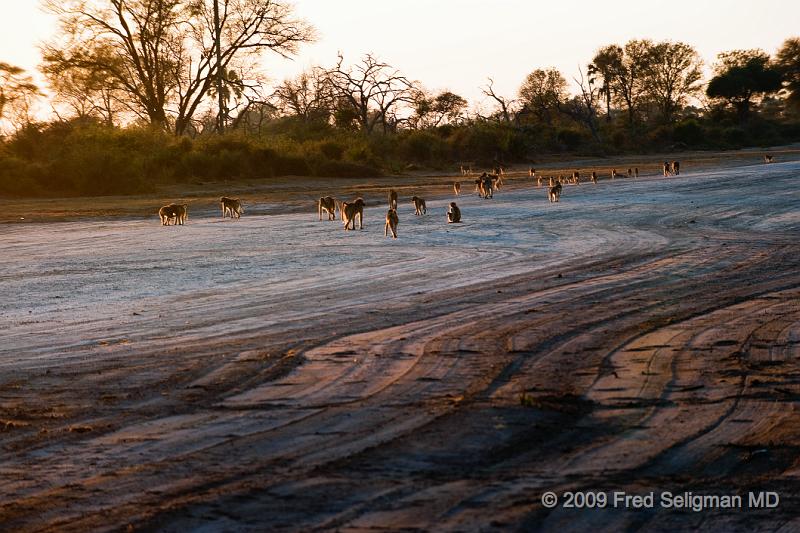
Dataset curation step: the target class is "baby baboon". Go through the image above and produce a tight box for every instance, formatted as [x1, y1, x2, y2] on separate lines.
[342, 197, 365, 230]
[318, 196, 337, 221]
[591, 171, 598, 184]
[388, 189, 398, 210]
[548, 182, 562, 203]
[411, 196, 427, 215]
[663, 161, 671, 177]
[764, 154, 774, 163]
[671, 161, 680, 175]
[159, 204, 178, 225]
[220, 197, 243, 219]
[384, 208, 399, 238]
[454, 181, 461, 195]
[634, 167, 639, 178]
[447, 202, 461, 223]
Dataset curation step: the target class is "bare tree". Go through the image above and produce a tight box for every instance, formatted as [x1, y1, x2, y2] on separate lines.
[325, 53, 417, 134]
[43, 0, 313, 134]
[481, 78, 515, 123]
[0, 62, 41, 130]
[272, 68, 333, 122]
[558, 67, 601, 143]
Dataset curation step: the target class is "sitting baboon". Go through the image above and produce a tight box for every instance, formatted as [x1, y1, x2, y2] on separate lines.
[671, 161, 680, 175]
[341, 197, 365, 230]
[388, 189, 398, 210]
[764, 154, 774, 163]
[591, 171, 598, 184]
[384, 208, 399, 238]
[548, 182, 562, 203]
[220, 197, 243, 219]
[318, 196, 337, 221]
[634, 167, 639, 178]
[663, 161, 671, 177]
[454, 181, 461, 195]
[159, 204, 178, 226]
[411, 196, 427, 215]
[447, 202, 461, 223]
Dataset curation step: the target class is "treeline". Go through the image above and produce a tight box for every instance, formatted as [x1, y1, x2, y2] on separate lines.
[1, 1, 800, 197]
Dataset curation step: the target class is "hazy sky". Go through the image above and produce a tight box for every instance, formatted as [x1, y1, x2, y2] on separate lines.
[1, 0, 798, 112]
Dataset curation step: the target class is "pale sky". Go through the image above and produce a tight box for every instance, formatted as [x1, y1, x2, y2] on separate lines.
[1, 0, 798, 114]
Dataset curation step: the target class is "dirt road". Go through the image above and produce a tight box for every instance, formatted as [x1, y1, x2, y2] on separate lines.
[1, 160, 799, 531]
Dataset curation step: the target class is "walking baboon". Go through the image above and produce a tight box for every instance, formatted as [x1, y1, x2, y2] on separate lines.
[342, 198, 365, 230]
[159, 204, 178, 225]
[454, 181, 461, 195]
[591, 171, 598, 184]
[388, 189, 398, 210]
[411, 196, 427, 215]
[548, 182, 562, 203]
[612, 169, 618, 179]
[672, 161, 680, 175]
[627, 168, 632, 178]
[482, 174, 495, 198]
[447, 202, 461, 223]
[529, 167, 536, 177]
[171, 204, 188, 225]
[764, 154, 774, 163]
[384, 208, 399, 238]
[318, 196, 337, 221]
[663, 161, 671, 177]
[220, 197, 243, 219]
[634, 167, 639, 178]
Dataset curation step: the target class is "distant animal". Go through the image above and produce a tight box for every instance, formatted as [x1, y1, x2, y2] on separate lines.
[173, 204, 188, 225]
[548, 182, 562, 203]
[454, 181, 461, 195]
[529, 167, 536, 177]
[634, 167, 639, 178]
[493, 172, 503, 189]
[483, 174, 495, 198]
[341, 197, 365, 230]
[572, 171, 580, 185]
[671, 161, 680, 175]
[220, 197, 243, 219]
[591, 171, 598, 184]
[537, 176, 543, 187]
[764, 154, 774, 163]
[460, 165, 472, 176]
[611, 169, 618, 179]
[384, 208, 399, 238]
[318, 196, 337, 221]
[411, 196, 427, 215]
[663, 161, 671, 177]
[447, 202, 461, 223]
[388, 189, 398, 210]
[548, 176, 555, 187]
[627, 168, 632, 178]
[159, 204, 178, 226]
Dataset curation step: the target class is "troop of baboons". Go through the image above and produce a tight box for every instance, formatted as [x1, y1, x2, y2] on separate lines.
[160, 155, 789, 235]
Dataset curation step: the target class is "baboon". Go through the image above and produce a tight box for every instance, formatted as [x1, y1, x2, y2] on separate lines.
[454, 181, 461, 195]
[493, 173, 503, 190]
[388, 189, 398, 210]
[447, 202, 461, 223]
[634, 167, 639, 178]
[159, 204, 178, 226]
[548, 182, 562, 203]
[591, 171, 598, 184]
[460, 165, 472, 176]
[572, 171, 580, 184]
[220, 197, 243, 219]
[342, 198, 365, 230]
[529, 167, 536, 177]
[384, 208, 399, 238]
[663, 161, 671, 177]
[318, 196, 337, 221]
[482, 174, 495, 198]
[172, 204, 188, 225]
[764, 154, 774, 163]
[548, 176, 555, 187]
[672, 161, 680, 175]
[537, 176, 543, 187]
[411, 196, 427, 215]
[612, 169, 618, 179]
[627, 168, 632, 178]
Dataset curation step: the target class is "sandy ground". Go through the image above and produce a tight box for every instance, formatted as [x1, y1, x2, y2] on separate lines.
[1, 156, 800, 531]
